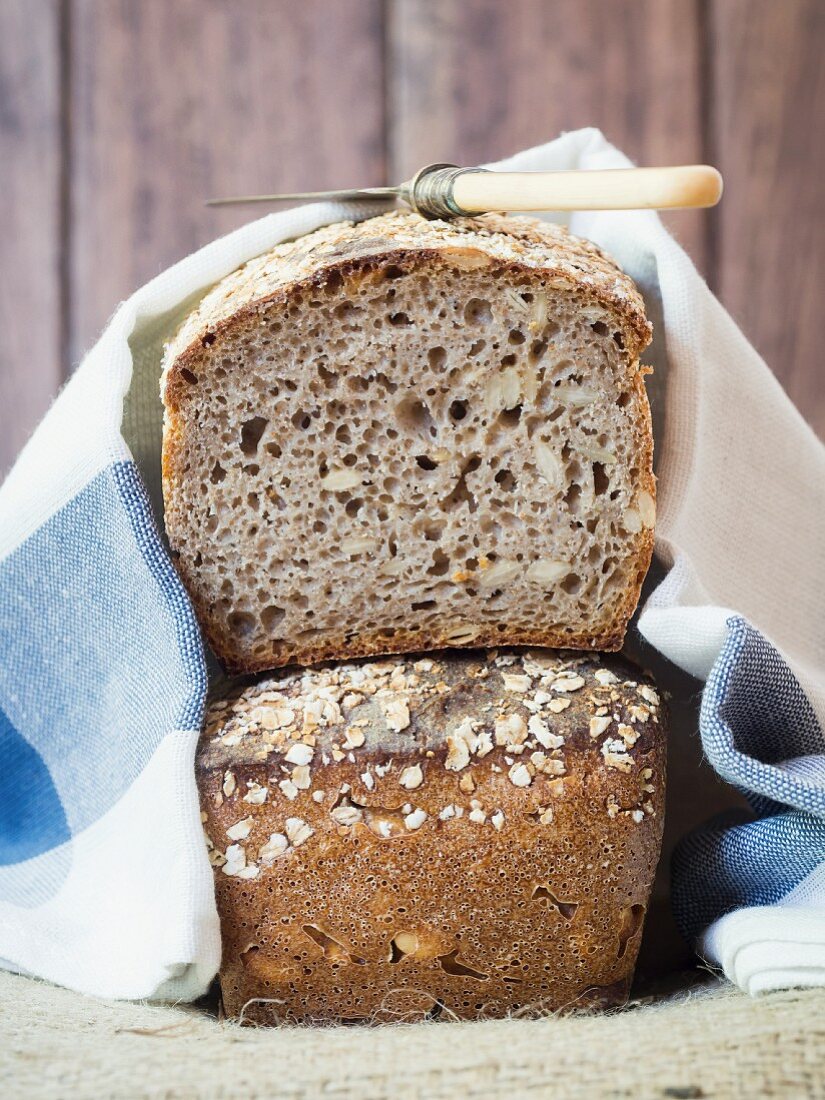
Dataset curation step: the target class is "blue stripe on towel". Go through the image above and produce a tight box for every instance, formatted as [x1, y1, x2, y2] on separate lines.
[0, 461, 205, 887]
[672, 809, 825, 941]
[702, 617, 825, 818]
[672, 616, 825, 942]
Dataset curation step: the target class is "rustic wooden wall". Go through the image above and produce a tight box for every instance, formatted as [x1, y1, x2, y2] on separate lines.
[1, 0, 822, 476]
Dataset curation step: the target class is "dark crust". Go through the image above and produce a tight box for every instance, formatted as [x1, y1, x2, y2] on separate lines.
[162, 214, 655, 675]
[162, 212, 652, 395]
[198, 649, 660, 769]
[198, 649, 667, 1024]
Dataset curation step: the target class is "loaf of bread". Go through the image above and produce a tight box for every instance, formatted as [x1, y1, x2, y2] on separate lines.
[162, 211, 654, 674]
[198, 648, 666, 1023]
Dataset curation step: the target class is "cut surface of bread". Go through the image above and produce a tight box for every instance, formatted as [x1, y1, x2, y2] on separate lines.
[198, 648, 667, 1023]
[162, 212, 654, 673]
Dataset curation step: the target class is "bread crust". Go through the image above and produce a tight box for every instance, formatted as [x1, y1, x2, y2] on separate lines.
[163, 212, 651, 396]
[162, 212, 655, 673]
[198, 649, 666, 1023]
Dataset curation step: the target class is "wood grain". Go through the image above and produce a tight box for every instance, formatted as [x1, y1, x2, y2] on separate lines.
[388, 0, 709, 270]
[711, 0, 824, 438]
[0, 0, 62, 478]
[68, 0, 386, 364]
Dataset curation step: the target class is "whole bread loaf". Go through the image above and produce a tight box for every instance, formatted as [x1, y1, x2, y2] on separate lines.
[198, 648, 666, 1023]
[163, 212, 654, 673]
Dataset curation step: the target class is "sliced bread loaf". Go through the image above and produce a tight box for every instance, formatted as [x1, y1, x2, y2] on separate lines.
[162, 212, 654, 673]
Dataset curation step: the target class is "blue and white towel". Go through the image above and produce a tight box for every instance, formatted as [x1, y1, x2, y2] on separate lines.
[0, 130, 822, 1001]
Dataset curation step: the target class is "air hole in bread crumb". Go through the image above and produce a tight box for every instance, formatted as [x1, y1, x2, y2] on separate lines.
[411, 599, 437, 611]
[449, 399, 468, 421]
[317, 363, 337, 387]
[260, 605, 285, 631]
[240, 416, 269, 455]
[333, 300, 361, 321]
[428, 346, 447, 368]
[427, 549, 450, 576]
[416, 455, 437, 471]
[302, 924, 366, 965]
[374, 371, 398, 394]
[531, 885, 579, 920]
[464, 298, 492, 325]
[210, 461, 226, 484]
[389, 932, 418, 962]
[561, 574, 581, 595]
[227, 610, 256, 637]
[395, 396, 436, 438]
[180, 367, 199, 385]
[591, 320, 608, 336]
[437, 949, 489, 980]
[564, 483, 582, 514]
[497, 405, 522, 430]
[593, 463, 610, 496]
[494, 469, 517, 492]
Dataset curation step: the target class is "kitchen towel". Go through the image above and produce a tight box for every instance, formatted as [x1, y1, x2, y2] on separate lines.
[0, 128, 822, 1000]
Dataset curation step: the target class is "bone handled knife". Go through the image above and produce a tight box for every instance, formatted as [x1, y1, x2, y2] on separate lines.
[207, 163, 723, 219]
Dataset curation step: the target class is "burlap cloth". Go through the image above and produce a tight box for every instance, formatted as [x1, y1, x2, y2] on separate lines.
[2, 969, 823, 1099]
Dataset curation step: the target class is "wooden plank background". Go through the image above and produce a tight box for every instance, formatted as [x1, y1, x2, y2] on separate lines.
[1, 0, 820, 976]
[1, 0, 822, 477]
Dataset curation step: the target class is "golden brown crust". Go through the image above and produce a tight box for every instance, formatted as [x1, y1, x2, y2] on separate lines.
[162, 211, 655, 674]
[198, 648, 667, 1023]
[163, 212, 651, 396]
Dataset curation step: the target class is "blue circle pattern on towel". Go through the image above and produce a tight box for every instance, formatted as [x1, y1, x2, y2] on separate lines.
[0, 702, 70, 864]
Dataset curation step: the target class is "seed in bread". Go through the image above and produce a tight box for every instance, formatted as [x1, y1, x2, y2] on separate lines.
[198, 648, 666, 1024]
[163, 212, 654, 674]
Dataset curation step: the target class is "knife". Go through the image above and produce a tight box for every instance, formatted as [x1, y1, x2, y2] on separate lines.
[206, 162, 723, 219]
